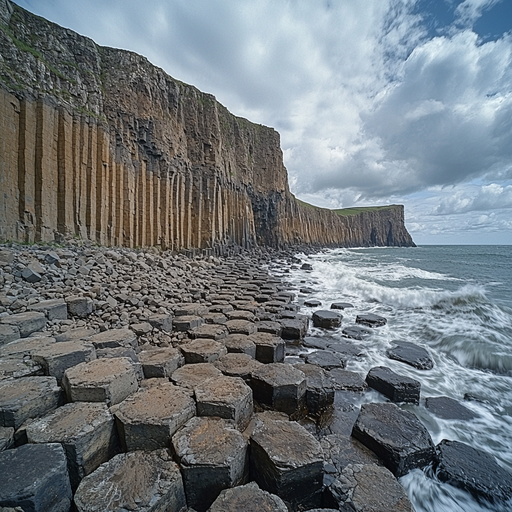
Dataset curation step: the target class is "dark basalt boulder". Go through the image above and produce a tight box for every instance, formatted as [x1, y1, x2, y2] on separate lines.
[304, 350, 346, 370]
[331, 302, 354, 310]
[356, 314, 387, 327]
[387, 341, 434, 370]
[312, 310, 342, 329]
[303, 336, 331, 350]
[301, 263, 314, 271]
[280, 316, 309, 340]
[435, 439, 512, 504]
[328, 341, 365, 358]
[426, 396, 478, 420]
[352, 402, 436, 477]
[366, 366, 421, 404]
[342, 325, 371, 340]
[304, 299, 322, 307]
[328, 369, 367, 392]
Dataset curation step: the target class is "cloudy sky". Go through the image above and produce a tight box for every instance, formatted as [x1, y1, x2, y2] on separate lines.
[16, 0, 512, 244]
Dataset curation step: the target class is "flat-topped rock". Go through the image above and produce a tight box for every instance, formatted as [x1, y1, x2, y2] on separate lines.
[189, 323, 229, 341]
[226, 310, 256, 322]
[251, 363, 306, 416]
[0, 358, 43, 380]
[331, 302, 354, 310]
[329, 369, 367, 391]
[356, 313, 387, 328]
[63, 357, 139, 406]
[256, 320, 282, 335]
[26, 402, 119, 490]
[387, 341, 434, 370]
[280, 316, 309, 339]
[312, 310, 342, 329]
[148, 313, 173, 332]
[0, 336, 55, 359]
[207, 481, 288, 512]
[27, 299, 68, 321]
[202, 312, 228, 324]
[225, 319, 257, 335]
[54, 327, 95, 342]
[0, 311, 46, 338]
[195, 375, 253, 430]
[214, 353, 263, 381]
[250, 416, 324, 509]
[0, 376, 62, 429]
[174, 303, 209, 317]
[173, 315, 204, 331]
[435, 439, 512, 504]
[342, 325, 371, 340]
[366, 366, 421, 404]
[321, 434, 381, 474]
[294, 363, 335, 415]
[32, 340, 96, 382]
[87, 329, 137, 349]
[352, 402, 436, 477]
[425, 396, 478, 420]
[0, 443, 72, 512]
[180, 338, 228, 364]
[172, 416, 248, 511]
[111, 382, 195, 451]
[304, 299, 322, 307]
[328, 463, 414, 512]
[328, 340, 365, 358]
[74, 449, 186, 512]
[304, 349, 345, 370]
[138, 347, 184, 378]
[222, 333, 257, 357]
[250, 332, 285, 363]
[170, 363, 223, 390]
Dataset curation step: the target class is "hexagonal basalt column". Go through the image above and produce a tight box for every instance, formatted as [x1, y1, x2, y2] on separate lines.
[172, 416, 248, 511]
[250, 332, 285, 363]
[222, 334, 257, 357]
[138, 347, 184, 378]
[214, 353, 263, 382]
[111, 382, 196, 451]
[250, 363, 306, 416]
[180, 339, 227, 364]
[195, 376, 253, 430]
[170, 363, 223, 390]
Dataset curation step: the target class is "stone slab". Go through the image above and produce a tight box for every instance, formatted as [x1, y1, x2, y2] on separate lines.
[280, 317, 309, 339]
[148, 313, 173, 332]
[0, 312, 46, 338]
[173, 315, 204, 331]
[250, 332, 285, 363]
[0, 336, 55, 359]
[387, 341, 434, 370]
[214, 352, 263, 382]
[425, 396, 478, 420]
[304, 349, 345, 370]
[138, 347, 184, 378]
[225, 319, 257, 335]
[0, 324, 20, 345]
[356, 313, 387, 328]
[0, 358, 43, 380]
[312, 310, 342, 329]
[180, 339, 227, 364]
[189, 324, 229, 341]
[87, 329, 137, 349]
[342, 325, 371, 340]
[256, 321, 282, 336]
[328, 369, 367, 392]
[294, 363, 335, 415]
[366, 366, 421, 404]
[222, 334, 257, 357]
[28, 299, 68, 321]
[170, 363, 223, 390]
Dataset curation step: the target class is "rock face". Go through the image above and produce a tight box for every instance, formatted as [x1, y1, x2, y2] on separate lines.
[0, 0, 415, 250]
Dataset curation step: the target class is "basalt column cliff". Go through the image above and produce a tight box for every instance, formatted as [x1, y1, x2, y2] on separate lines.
[0, 1, 415, 250]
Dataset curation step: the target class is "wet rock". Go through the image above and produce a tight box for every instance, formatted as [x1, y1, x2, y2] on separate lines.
[251, 332, 285, 363]
[111, 382, 195, 451]
[280, 316, 309, 340]
[0, 376, 62, 429]
[352, 402, 436, 477]
[26, 402, 119, 490]
[366, 366, 421, 404]
[195, 375, 253, 430]
[63, 357, 139, 406]
[301, 263, 313, 270]
[356, 313, 387, 328]
[435, 439, 512, 504]
[294, 363, 335, 415]
[207, 481, 288, 512]
[0, 443, 72, 512]
[312, 310, 342, 329]
[138, 347, 184, 378]
[303, 336, 330, 350]
[328, 341, 365, 358]
[387, 341, 434, 370]
[250, 416, 324, 509]
[172, 416, 248, 511]
[222, 333, 257, 357]
[304, 299, 322, 307]
[329, 369, 367, 391]
[425, 396, 478, 420]
[180, 339, 228, 364]
[87, 328, 137, 349]
[331, 302, 354, 310]
[214, 353, 263, 382]
[74, 449, 186, 512]
[0, 311, 46, 338]
[304, 349, 345, 370]
[170, 363, 223, 390]
[342, 325, 371, 340]
[66, 296, 93, 318]
[27, 299, 68, 321]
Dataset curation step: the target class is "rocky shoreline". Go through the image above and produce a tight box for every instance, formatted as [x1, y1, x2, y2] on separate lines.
[1, 242, 511, 511]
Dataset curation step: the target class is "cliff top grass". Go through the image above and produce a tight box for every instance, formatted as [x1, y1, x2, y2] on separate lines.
[295, 198, 399, 216]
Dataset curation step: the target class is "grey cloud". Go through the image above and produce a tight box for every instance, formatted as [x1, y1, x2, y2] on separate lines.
[435, 184, 512, 214]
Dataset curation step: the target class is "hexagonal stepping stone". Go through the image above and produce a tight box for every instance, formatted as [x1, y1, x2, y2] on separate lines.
[0, 443, 72, 512]
[0, 426, 14, 451]
[331, 302, 353, 310]
[174, 303, 209, 316]
[328, 341, 365, 358]
[27, 299, 68, 321]
[342, 325, 371, 340]
[189, 323, 229, 341]
[180, 339, 228, 364]
[0, 312, 46, 338]
[0, 358, 43, 380]
[173, 315, 204, 331]
[208, 481, 288, 512]
[170, 363, 222, 390]
[209, 304, 234, 314]
[26, 402, 119, 490]
[387, 341, 434, 370]
[256, 320, 282, 335]
[195, 375, 253, 430]
[111, 382, 195, 451]
[225, 319, 257, 335]
[54, 327, 95, 342]
[138, 347, 184, 378]
[304, 349, 345, 370]
[226, 310, 256, 322]
[303, 336, 330, 349]
[251, 363, 306, 416]
[0, 336, 55, 359]
[222, 334, 257, 357]
[356, 313, 387, 327]
[148, 313, 173, 332]
[304, 299, 322, 307]
[434, 439, 512, 504]
[250, 332, 285, 363]
[87, 329, 137, 349]
[250, 416, 324, 509]
[329, 369, 367, 391]
[312, 310, 342, 329]
[214, 353, 263, 382]
[62, 357, 139, 406]
[172, 416, 248, 511]
[294, 363, 335, 415]
[328, 463, 414, 512]
[352, 402, 436, 477]
[202, 312, 228, 324]
[366, 366, 421, 404]
[31, 340, 96, 382]
[96, 346, 140, 365]
[280, 317, 309, 340]
[66, 296, 93, 318]
[74, 449, 186, 512]
[425, 396, 478, 420]
[0, 376, 62, 428]
[301, 263, 313, 270]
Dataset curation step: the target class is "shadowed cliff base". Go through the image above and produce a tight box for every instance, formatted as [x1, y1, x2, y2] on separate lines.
[0, 0, 415, 250]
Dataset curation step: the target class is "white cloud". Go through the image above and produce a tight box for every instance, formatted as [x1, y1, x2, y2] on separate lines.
[454, 0, 503, 26]
[435, 183, 512, 214]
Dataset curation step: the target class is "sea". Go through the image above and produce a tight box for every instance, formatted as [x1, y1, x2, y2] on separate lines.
[285, 245, 512, 512]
